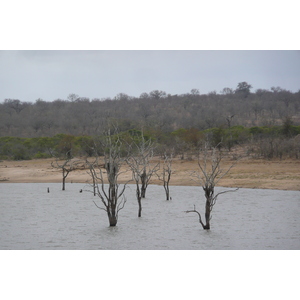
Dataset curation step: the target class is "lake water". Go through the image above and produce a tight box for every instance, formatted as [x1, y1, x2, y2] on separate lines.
[1, 183, 299, 249]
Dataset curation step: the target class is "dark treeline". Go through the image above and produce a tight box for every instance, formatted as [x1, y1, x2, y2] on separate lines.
[1, 83, 300, 160]
[1, 124, 300, 161]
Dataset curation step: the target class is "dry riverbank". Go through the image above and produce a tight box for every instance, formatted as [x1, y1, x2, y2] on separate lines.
[1, 157, 300, 190]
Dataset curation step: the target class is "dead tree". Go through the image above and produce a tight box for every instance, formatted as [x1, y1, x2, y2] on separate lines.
[126, 154, 144, 217]
[127, 132, 159, 199]
[51, 157, 84, 190]
[157, 153, 173, 200]
[185, 144, 238, 230]
[85, 158, 97, 196]
[87, 130, 129, 227]
[140, 160, 159, 198]
[126, 153, 158, 217]
[126, 133, 159, 217]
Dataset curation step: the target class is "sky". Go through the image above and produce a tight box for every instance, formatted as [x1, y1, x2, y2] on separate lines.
[1, 1, 299, 103]
[1, 50, 300, 102]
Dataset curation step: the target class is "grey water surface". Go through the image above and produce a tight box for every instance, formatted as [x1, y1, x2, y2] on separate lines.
[1, 183, 299, 249]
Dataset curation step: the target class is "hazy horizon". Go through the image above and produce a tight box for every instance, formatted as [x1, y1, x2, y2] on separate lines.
[1, 50, 299, 103]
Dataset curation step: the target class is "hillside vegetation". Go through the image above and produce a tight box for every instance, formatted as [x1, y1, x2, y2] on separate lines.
[1, 83, 300, 160]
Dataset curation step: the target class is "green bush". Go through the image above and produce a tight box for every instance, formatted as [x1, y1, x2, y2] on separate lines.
[12, 145, 31, 160]
[33, 151, 51, 159]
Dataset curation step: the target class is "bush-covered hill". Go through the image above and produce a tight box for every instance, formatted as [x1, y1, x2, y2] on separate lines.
[1, 85, 300, 138]
[1, 84, 299, 160]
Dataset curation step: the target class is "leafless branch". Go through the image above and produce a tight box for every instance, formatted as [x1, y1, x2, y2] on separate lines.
[93, 200, 107, 211]
[185, 205, 205, 228]
[117, 195, 127, 213]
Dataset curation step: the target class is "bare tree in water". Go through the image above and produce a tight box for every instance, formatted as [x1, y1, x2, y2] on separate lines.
[125, 154, 144, 217]
[185, 144, 238, 230]
[126, 153, 158, 217]
[126, 133, 159, 217]
[157, 153, 173, 200]
[131, 133, 158, 198]
[51, 156, 84, 191]
[135, 132, 159, 198]
[88, 130, 129, 227]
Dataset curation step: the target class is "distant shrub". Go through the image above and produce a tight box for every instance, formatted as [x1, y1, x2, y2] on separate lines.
[0, 155, 9, 160]
[249, 126, 264, 135]
[12, 145, 31, 160]
[33, 151, 51, 159]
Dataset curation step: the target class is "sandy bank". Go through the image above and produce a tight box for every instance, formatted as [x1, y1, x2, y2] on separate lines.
[1, 157, 300, 191]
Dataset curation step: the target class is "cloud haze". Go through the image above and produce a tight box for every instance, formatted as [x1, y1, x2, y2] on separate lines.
[0, 50, 299, 102]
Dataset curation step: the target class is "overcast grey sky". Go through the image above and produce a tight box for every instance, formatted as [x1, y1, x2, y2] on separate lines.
[0, 50, 299, 102]
[1, 2, 300, 102]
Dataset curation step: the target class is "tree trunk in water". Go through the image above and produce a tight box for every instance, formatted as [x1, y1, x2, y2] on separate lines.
[203, 199, 211, 230]
[138, 198, 142, 217]
[108, 197, 118, 226]
[164, 183, 170, 200]
[141, 170, 147, 198]
[141, 185, 146, 198]
[62, 175, 66, 191]
[108, 214, 117, 227]
[62, 168, 69, 191]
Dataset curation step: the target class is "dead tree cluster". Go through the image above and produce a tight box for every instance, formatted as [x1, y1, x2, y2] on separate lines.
[51, 129, 238, 230]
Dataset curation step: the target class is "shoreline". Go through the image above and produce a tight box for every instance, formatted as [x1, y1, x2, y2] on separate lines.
[1, 157, 300, 191]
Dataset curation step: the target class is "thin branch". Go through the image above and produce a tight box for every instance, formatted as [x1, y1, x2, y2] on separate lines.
[185, 205, 205, 228]
[117, 195, 127, 213]
[210, 187, 239, 208]
[93, 200, 107, 211]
